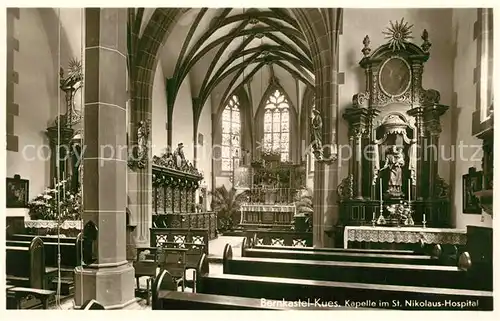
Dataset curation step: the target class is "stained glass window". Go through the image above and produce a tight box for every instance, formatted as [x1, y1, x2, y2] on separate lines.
[221, 95, 241, 171]
[263, 89, 290, 162]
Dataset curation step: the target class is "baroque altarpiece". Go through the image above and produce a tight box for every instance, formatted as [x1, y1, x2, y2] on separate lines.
[337, 21, 450, 229]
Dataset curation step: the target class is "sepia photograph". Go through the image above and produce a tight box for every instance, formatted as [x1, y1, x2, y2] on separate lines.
[2, 4, 495, 313]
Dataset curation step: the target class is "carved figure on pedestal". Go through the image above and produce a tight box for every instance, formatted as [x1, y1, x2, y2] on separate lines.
[173, 143, 186, 168]
[380, 146, 405, 198]
[137, 121, 149, 167]
[128, 120, 150, 170]
[310, 107, 323, 160]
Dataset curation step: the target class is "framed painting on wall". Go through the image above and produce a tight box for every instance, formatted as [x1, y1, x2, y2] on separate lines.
[6, 174, 29, 208]
[462, 167, 483, 214]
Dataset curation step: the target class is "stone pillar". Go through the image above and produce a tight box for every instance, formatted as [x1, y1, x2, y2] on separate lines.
[423, 104, 448, 199]
[407, 107, 425, 200]
[311, 9, 342, 248]
[312, 160, 338, 248]
[74, 8, 136, 309]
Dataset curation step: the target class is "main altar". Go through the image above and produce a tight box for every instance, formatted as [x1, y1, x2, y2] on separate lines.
[337, 20, 452, 248]
[238, 152, 306, 229]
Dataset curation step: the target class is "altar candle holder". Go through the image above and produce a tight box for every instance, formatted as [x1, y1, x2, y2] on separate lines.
[372, 212, 376, 227]
[376, 204, 386, 225]
[422, 213, 427, 228]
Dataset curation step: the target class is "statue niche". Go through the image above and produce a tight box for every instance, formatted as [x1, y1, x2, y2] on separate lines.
[373, 114, 417, 200]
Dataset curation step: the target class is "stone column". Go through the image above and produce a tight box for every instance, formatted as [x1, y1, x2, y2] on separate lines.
[74, 8, 136, 309]
[407, 107, 425, 200]
[311, 9, 342, 248]
[423, 104, 448, 199]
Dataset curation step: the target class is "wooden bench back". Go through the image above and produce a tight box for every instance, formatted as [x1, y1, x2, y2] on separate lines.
[6, 236, 45, 289]
[158, 248, 188, 278]
[243, 236, 420, 255]
[246, 230, 312, 247]
[11, 234, 77, 244]
[241, 245, 442, 265]
[196, 273, 493, 310]
[7, 240, 78, 268]
[150, 228, 209, 254]
[223, 243, 487, 291]
[152, 269, 177, 310]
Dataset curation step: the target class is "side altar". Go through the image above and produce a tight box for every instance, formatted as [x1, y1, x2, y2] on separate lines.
[336, 20, 451, 246]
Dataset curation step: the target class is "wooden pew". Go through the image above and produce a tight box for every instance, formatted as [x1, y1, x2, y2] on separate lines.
[10, 234, 77, 244]
[197, 273, 492, 310]
[6, 237, 45, 289]
[241, 241, 442, 265]
[6, 287, 56, 309]
[224, 244, 490, 291]
[150, 228, 210, 254]
[194, 255, 492, 310]
[7, 238, 78, 294]
[243, 236, 420, 255]
[246, 229, 313, 247]
[6, 240, 79, 268]
[153, 269, 352, 310]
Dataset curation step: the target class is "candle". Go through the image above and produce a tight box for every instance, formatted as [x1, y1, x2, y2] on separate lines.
[423, 213, 426, 222]
[379, 179, 383, 203]
[372, 211, 375, 220]
[408, 179, 411, 202]
[62, 171, 66, 197]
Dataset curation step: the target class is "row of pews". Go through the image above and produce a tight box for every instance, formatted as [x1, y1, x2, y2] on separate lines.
[153, 227, 493, 310]
[5, 234, 80, 309]
[134, 228, 212, 304]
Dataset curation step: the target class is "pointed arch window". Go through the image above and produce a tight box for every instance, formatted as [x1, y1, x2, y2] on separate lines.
[221, 95, 241, 171]
[263, 89, 290, 162]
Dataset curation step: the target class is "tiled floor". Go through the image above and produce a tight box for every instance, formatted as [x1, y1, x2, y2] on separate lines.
[47, 236, 244, 310]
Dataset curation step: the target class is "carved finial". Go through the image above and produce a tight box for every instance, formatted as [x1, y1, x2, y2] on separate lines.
[382, 18, 414, 51]
[421, 29, 431, 52]
[362, 35, 371, 57]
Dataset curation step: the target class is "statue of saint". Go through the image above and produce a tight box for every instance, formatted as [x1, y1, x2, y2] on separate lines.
[380, 145, 405, 197]
[137, 121, 147, 161]
[310, 108, 323, 159]
[173, 142, 186, 168]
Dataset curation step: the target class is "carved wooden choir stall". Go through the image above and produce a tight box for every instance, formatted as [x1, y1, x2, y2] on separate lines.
[151, 143, 217, 240]
[337, 22, 453, 247]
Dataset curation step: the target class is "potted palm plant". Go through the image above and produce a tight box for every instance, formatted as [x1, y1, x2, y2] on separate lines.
[210, 185, 249, 234]
[292, 187, 313, 232]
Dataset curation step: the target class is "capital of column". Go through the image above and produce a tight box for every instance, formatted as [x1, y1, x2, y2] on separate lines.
[423, 104, 448, 137]
[46, 125, 74, 146]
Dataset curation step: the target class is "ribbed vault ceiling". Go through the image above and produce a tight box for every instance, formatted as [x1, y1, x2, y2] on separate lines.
[160, 8, 314, 110]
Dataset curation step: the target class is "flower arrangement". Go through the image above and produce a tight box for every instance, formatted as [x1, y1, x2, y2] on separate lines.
[291, 187, 313, 232]
[386, 201, 414, 226]
[27, 180, 82, 221]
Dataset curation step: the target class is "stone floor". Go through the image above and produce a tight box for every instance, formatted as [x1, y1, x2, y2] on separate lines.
[48, 236, 245, 310]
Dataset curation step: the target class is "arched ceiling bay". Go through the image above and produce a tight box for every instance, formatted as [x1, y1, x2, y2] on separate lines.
[159, 8, 314, 112]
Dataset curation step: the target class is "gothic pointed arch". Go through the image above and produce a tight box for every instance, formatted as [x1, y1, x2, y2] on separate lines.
[254, 79, 299, 163]
[213, 88, 252, 177]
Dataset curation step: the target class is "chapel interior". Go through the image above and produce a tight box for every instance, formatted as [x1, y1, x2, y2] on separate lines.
[4, 7, 494, 310]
